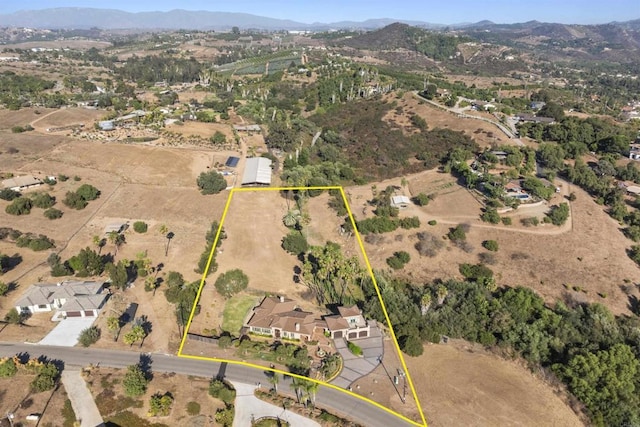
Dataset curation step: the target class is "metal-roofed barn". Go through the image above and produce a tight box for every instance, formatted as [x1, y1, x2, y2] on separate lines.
[2, 176, 43, 191]
[241, 157, 272, 186]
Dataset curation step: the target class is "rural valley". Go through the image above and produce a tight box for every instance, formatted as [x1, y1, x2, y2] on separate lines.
[0, 4, 639, 427]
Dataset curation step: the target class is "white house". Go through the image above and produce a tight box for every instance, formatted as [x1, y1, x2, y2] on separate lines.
[15, 280, 107, 320]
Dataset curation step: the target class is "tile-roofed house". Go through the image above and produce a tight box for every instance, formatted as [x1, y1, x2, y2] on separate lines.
[244, 297, 371, 341]
[15, 280, 107, 320]
[245, 296, 317, 341]
[325, 305, 370, 339]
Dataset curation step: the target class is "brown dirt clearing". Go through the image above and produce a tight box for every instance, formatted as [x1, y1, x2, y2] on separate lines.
[407, 340, 584, 427]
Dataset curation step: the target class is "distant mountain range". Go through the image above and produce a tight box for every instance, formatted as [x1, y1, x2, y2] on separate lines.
[0, 8, 638, 32]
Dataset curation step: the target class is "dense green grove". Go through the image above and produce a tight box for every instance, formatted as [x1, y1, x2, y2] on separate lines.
[361, 272, 640, 425]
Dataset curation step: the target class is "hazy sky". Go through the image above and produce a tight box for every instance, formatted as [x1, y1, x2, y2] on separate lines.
[2, 1, 638, 25]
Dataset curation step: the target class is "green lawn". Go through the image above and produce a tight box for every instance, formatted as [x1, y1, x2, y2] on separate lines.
[221, 295, 258, 334]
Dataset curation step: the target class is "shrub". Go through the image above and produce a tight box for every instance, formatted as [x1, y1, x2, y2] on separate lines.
[427, 220, 437, 226]
[0, 188, 20, 201]
[347, 341, 363, 356]
[31, 363, 59, 392]
[123, 364, 149, 397]
[63, 191, 88, 209]
[386, 251, 411, 269]
[501, 217, 512, 225]
[413, 193, 430, 206]
[76, 184, 100, 201]
[44, 208, 63, 220]
[447, 225, 467, 241]
[482, 240, 499, 252]
[400, 334, 424, 357]
[357, 216, 398, 234]
[78, 326, 101, 347]
[214, 269, 249, 298]
[209, 379, 236, 405]
[478, 252, 497, 265]
[186, 401, 201, 416]
[481, 208, 501, 224]
[16, 234, 55, 251]
[148, 393, 173, 417]
[5, 197, 32, 215]
[0, 357, 17, 378]
[399, 216, 420, 229]
[73, 175, 81, 181]
[459, 263, 494, 282]
[521, 216, 539, 227]
[415, 232, 445, 257]
[31, 192, 55, 208]
[58, 174, 69, 182]
[215, 406, 234, 426]
[545, 202, 570, 226]
[197, 171, 227, 195]
[282, 231, 308, 255]
[133, 221, 148, 233]
[210, 131, 227, 145]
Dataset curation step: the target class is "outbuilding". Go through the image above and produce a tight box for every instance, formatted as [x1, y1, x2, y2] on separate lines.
[242, 157, 272, 186]
[1, 176, 43, 191]
[390, 195, 411, 209]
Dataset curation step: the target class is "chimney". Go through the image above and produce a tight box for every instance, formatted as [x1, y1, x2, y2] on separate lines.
[295, 323, 300, 332]
[279, 296, 285, 303]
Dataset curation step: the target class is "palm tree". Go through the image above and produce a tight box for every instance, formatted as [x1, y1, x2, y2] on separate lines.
[93, 235, 105, 255]
[420, 293, 432, 315]
[267, 372, 280, 393]
[165, 231, 174, 256]
[290, 377, 303, 403]
[108, 231, 125, 256]
[303, 379, 319, 408]
[436, 285, 448, 305]
[106, 316, 121, 341]
[282, 210, 301, 228]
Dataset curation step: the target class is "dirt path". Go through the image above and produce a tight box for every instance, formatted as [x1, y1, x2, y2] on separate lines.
[29, 108, 63, 127]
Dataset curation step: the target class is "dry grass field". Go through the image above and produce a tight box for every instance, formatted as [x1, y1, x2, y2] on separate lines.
[187, 189, 368, 338]
[84, 367, 224, 426]
[0, 87, 627, 425]
[382, 92, 511, 148]
[0, 113, 230, 350]
[0, 374, 72, 426]
[348, 169, 639, 316]
[407, 340, 584, 427]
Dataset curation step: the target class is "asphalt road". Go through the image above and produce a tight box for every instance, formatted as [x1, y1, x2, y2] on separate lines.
[0, 343, 417, 427]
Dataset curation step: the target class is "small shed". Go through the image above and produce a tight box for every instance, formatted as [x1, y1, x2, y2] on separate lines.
[233, 124, 261, 132]
[390, 195, 411, 209]
[98, 120, 114, 131]
[225, 156, 240, 168]
[627, 185, 640, 195]
[104, 223, 127, 234]
[242, 157, 272, 186]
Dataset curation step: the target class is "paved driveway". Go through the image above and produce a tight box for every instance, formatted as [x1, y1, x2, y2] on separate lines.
[331, 322, 383, 389]
[61, 369, 105, 427]
[231, 382, 320, 427]
[39, 317, 97, 346]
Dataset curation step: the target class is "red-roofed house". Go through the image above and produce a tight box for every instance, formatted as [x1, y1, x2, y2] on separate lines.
[243, 296, 370, 341]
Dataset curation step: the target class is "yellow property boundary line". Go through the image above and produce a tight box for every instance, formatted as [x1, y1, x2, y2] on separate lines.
[177, 186, 428, 427]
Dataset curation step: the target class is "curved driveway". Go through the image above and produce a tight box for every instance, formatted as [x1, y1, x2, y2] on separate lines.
[0, 343, 416, 427]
